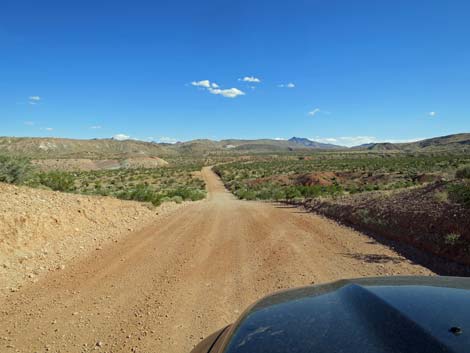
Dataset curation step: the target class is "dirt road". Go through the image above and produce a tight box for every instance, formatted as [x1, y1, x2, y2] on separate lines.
[0, 167, 433, 353]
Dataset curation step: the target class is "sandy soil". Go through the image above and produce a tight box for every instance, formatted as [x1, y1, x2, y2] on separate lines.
[0, 167, 433, 353]
[0, 183, 187, 295]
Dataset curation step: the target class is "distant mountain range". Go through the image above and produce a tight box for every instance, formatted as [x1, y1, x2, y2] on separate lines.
[0, 133, 468, 159]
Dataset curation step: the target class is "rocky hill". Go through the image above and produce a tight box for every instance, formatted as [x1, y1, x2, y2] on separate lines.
[407, 133, 470, 150]
[352, 133, 470, 152]
[288, 137, 341, 149]
[0, 137, 175, 159]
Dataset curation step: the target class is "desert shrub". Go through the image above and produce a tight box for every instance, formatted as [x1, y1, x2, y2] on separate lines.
[167, 187, 192, 200]
[456, 165, 470, 179]
[434, 191, 449, 203]
[117, 184, 162, 206]
[298, 185, 343, 198]
[0, 155, 33, 184]
[285, 186, 302, 200]
[170, 195, 183, 204]
[444, 233, 461, 246]
[448, 182, 470, 208]
[257, 187, 276, 200]
[38, 171, 75, 192]
[356, 209, 372, 224]
[166, 187, 205, 201]
[271, 189, 286, 201]
[188, 189, 206, 201]
[159, 196, 171, 203]
[236, 189, 257, 200]
[63, 162, 206, 205]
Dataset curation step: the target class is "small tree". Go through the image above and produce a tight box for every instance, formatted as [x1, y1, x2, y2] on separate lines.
[456, 165, 470, 179]
[285, 186, 302, 201]
[448, 183, 470, 208]
[38, 171, 76, 192]
[0, 155, 33, 184]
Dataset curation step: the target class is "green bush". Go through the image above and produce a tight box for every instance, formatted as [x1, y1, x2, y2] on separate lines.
[236, 189, 257, 200]
[117, 184, 162, 206]
[444, 233, 461, 246]
[166, 187, 205, 201]
[38, 171, 75, 192]
[456, 165, 470, 179]
[285, 186, 302, 200]
[448, 182, 470, 208]
[0, 155, 33, 184]
[170, 195, 183, 204]
[272, 189, 286, 201]
[188, 189, 206, 201]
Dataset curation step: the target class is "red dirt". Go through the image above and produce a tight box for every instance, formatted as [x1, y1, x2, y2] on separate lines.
[297, 182, 470, 268]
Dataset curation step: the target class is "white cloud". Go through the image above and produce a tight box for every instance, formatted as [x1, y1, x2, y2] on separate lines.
[312, 136, 376, 147]
[308, 108, 321, 117]
[158, 136, 179, 144]
[385, 138, 423, 144]
[191, 79, 245, 98]
[90, 125, 102, 129]
[40, 127, 53, 131]
[312, 136, 423, 147]
[28, 96, 41, 105]
[428, 111, 437, 117]
[273, 137, 286, 141]
[191, 80, 211, 88]
[208, 87, 245, 98]
[317, 137, 339, 143]
[277, 82, 295, 88]
[113, 133, 130, 141]
[24, 121, 35, 126]
[239, 76, 261, 83]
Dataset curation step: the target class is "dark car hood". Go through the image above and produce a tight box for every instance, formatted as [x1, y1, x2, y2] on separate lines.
[219, 276, 470, 353]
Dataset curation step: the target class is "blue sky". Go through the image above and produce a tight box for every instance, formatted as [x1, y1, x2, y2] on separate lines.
[1, 0, 469, 146]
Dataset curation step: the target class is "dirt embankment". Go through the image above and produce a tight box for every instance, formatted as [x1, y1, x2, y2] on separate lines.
[291, 182, 470, 270]
[0, 182, 185, 294]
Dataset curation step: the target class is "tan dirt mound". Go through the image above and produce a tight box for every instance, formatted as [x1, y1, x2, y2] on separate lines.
[0, 182, 185, 295]
[122, 156, 169, 168]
